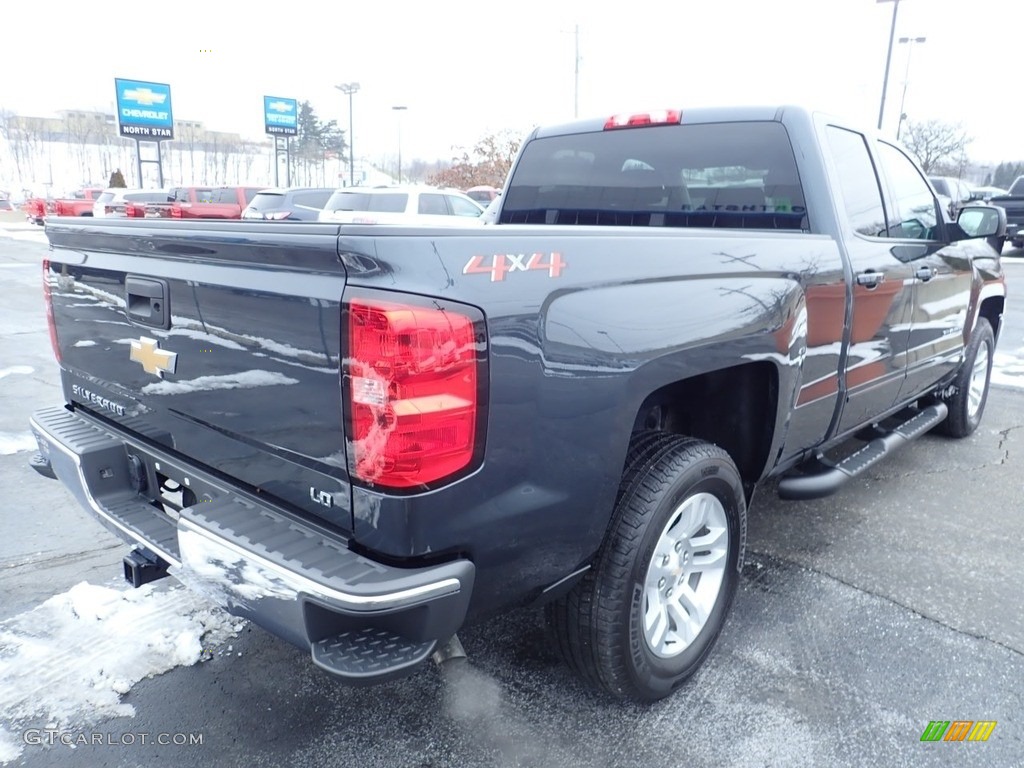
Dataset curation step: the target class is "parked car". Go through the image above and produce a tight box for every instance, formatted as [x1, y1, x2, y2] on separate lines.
[173, 186, 264, 219]
[317, 185, 484, 224]
[241, 187, 335, 221]
[0, 198, 14, 211]
[464, 185, 501, 205]
[53, 187, 106, 217]
[990, 176, 1024, 248]
[969, 185, 1009, 203]
[92, 188, 171, 218]
[929, 176, 973, 219]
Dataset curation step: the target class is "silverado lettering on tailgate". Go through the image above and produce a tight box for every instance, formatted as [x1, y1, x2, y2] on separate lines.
[71, 384, 127, 417]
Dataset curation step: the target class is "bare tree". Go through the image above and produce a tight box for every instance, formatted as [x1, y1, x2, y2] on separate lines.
[902, 119, 972, 176]
[62, 112, 98, 184]
[426, 130, 522, 189]
[0, 108, 27, 182]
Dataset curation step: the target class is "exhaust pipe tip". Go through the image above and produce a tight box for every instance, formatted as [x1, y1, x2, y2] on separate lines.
[431, 634, 467, 667]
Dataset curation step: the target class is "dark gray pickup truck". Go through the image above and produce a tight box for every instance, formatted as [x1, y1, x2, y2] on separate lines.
[30, 105, 1007, 702]
[989, 175, 1024, 248]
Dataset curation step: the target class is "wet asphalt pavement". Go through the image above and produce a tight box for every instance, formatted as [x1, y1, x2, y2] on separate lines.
[1, 228, 1022, 767]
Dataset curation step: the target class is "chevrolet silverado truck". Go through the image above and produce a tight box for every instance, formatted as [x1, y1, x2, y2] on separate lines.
[989, 175, 1024, 249]
[30, 105, 1006, 702]
[24, 188, 104, 225]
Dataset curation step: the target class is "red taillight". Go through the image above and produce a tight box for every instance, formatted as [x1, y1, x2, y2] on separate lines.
[604, 109, 682, 130]
[345, 296, 484, 489]
[125, 204, 143, 217]
[42, 259, 61, 363]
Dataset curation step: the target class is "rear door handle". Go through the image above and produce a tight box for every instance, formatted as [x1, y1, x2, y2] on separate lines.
[915, 266, 935, 282]
[856, 271, 885, 288]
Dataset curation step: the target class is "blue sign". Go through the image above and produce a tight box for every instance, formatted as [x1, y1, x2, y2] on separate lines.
[114, 78, 174, 140]
[264, 96, 298, 137]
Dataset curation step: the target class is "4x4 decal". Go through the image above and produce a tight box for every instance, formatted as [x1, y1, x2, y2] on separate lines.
[463, 252, 566, 282]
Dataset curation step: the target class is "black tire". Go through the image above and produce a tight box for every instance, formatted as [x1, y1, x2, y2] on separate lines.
[937, 318, 994, 438]
[546, 435, 745, 702]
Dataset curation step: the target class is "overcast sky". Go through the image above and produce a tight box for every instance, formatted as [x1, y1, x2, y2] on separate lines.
[2, 0, 1021, 167]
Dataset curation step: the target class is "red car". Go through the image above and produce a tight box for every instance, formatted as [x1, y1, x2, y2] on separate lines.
[171, 186, 264, 219]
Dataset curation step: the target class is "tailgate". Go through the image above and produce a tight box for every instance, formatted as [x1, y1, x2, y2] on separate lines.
[44, 219, 352, 532]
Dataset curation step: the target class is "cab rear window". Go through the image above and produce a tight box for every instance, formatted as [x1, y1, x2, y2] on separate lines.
[501, 121, 808, 231]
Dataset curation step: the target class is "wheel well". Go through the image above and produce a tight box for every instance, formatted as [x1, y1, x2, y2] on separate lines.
[630, 362, 778, 488]
[979, 296, 1004, 344]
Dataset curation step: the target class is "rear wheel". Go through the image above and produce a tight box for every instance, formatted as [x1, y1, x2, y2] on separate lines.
[937, 318, 994, 438]
[546, 435, 745, 702]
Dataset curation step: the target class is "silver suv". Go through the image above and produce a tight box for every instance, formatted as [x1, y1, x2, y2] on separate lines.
[92, 188, 171, 218]
[317, 186, 484, 225]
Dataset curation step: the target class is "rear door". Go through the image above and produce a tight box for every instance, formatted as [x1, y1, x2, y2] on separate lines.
[823, 125, 916, 434]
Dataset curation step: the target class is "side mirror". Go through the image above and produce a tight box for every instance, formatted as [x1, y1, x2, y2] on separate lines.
[957, 204, 1006, 239]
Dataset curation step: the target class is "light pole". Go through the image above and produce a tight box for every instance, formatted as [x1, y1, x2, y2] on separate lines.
[392, 106, 407, 183]
[335, 82, 360, 186]
[876, 0, 901, 131]
[559, 25, 582, 118]
[895, 36, 926, 141]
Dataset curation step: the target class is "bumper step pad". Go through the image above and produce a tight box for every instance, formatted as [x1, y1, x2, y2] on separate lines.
[312, 628, 437, 685]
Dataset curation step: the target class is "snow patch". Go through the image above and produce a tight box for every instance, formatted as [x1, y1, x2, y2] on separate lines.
[0, 432, 37, 455]
[0, 582, 242, 765]
[140, 369, 299, 395]
[72, 340, 97, 347]
[0, 229, 47, 243]
[165, 327, 246, 351]
[0, 730, 20, 764]
[992, 351, 1024, 389]
[0, 365, 34, 380]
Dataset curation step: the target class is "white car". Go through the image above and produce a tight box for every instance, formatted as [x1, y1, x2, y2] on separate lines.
[93, 188, 171, 218]
[317, 186, 484, 225]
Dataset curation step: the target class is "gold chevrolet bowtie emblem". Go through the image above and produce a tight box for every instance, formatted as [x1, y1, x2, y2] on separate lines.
[130, 337, 177, 378]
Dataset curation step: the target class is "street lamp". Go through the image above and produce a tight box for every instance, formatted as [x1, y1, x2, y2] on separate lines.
[392, 106, 407, 183]
[876, 0, 902, 131]
[896, 36, 926, 141]
[335, 82, 360, 186]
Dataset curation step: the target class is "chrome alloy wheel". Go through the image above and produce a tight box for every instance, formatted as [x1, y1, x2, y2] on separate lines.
[967, 341, 990, 421]
[641, 492, 729, 658]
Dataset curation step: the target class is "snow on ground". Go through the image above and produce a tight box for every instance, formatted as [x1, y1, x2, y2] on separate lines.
[0, 226, 47, 244]
[0, 432, 37, 455]
[0, 581, 243, 765]
[0, 366, 33, 380]
[993, 350, 1024, 390]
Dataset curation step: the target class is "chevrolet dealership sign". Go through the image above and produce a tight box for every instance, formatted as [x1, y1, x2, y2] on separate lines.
[264, 95, 297, 136]
[115, 78, 174, 139]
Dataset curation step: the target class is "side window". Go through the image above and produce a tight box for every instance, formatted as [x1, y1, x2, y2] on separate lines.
[876, 142, 940, 241]
[418, 194, 448, 215]
[825, 126, 889, 237]
[447, 195, 484, 217]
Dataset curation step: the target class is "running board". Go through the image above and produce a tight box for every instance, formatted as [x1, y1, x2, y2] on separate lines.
[777, 403, 948, 501]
